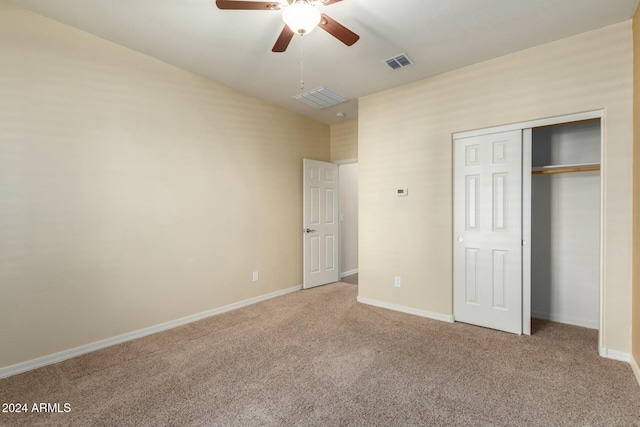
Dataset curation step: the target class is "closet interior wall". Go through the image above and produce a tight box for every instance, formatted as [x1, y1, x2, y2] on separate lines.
[530, 120, 601, 329]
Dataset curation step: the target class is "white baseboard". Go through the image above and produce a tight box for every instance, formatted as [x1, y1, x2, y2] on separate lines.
[630, 355, 640, 387]
[357, 296, 454, 323]
[0, 285, 302, 379]
[531, 310, 598, 330]
[598, 347, 631, 362]
[340, 269, 358, 279]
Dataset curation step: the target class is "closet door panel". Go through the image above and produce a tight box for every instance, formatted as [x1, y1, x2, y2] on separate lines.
[454, 130, 523, 335]
[492, 173, 508, 231]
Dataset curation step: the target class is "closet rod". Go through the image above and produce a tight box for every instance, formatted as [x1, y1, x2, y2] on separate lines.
[531, 165, 600, 175]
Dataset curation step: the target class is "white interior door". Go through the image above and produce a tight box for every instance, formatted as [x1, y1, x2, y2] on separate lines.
[303, 159, 339, 289]
[453, 130, 523, 334]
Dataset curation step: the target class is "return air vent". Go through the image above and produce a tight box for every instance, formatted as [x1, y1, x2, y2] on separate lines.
[384, 53, 414, 70]
[293, 87, 348, 110]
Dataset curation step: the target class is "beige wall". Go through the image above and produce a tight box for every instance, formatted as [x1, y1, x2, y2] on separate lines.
[633, 5, 640, 366]
[359, 22, 634, 353]
[0, 1, 329, 370]
[330, 119, 358, 162]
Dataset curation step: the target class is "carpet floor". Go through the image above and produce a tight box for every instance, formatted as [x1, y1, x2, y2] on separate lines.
[1, 282, 639, 426]
[340, 274, 358, 285]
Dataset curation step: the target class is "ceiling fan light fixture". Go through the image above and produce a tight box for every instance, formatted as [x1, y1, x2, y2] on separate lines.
[282, 0, 321, 35]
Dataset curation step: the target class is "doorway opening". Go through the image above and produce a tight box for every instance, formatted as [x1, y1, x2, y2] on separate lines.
[338, 161, 358, 285]
[529, 119, 601, 333]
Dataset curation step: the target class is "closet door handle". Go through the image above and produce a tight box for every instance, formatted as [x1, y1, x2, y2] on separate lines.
[457, 237, 464, 242]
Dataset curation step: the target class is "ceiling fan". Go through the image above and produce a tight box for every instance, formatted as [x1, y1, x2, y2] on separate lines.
[215, 0, 360, 53]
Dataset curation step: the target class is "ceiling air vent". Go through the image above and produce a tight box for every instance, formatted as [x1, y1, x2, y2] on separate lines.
[293, 87, 348, 110]
[384, 53, 414, 70]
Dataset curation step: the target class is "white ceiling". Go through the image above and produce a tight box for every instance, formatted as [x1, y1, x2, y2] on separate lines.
[9, 0, 640, 125]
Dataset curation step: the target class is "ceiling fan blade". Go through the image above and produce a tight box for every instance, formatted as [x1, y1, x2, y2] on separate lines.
[321, 0, 344, 5]
[272, 25, 295, 52]
[319, 13, 359, 46]
[216, 0, 281, 10]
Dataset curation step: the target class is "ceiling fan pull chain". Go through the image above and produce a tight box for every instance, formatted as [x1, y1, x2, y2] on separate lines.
[299, 37, 305, 90]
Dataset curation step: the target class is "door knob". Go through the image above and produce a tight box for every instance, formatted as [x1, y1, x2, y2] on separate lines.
[304, 228, 317, 233]
[457, 236, 464, 242]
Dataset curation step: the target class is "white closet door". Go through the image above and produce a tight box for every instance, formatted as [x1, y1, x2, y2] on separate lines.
[454, 130, 523, 334]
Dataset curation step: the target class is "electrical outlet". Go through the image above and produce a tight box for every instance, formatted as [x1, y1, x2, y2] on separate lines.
[252, 271, 259, 282]
[394, 276, 401, 287]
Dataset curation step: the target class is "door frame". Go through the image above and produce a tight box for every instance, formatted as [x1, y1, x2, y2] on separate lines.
[453, 110, 605, 349]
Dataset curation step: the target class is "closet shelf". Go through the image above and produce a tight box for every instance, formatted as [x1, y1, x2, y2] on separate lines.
[531, 163, 600, 175]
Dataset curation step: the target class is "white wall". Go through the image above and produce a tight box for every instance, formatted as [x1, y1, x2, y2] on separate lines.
[359, 22, 633, 354]
[0, 1, 329, 371]
[339, 163, 358, 276]
[531, 172, 600, 328]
